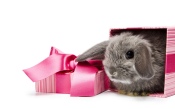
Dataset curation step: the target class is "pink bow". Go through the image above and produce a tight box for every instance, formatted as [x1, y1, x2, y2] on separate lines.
[23, 47, 109, 96]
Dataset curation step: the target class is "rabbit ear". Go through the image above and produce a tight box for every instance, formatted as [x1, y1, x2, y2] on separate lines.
[75, 41, 109, 62]
[135, 43, 154, 79]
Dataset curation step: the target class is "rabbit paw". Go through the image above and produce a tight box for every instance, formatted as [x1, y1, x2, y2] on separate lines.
[118, 90, 149, 96]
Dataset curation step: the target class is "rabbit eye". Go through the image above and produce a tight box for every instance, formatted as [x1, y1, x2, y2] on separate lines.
[126, 50, 134, 59]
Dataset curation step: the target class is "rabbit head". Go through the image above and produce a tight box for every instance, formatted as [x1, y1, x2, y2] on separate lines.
[76, 32, 154, 85]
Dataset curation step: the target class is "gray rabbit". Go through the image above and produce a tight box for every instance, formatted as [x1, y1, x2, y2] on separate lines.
[76, 29, 166, 96]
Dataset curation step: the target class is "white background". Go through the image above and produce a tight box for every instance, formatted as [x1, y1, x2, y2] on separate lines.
[0, 0, 175, 109]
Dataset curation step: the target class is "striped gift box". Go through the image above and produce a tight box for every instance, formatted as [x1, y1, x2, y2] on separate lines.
[110, 27, 175, 97]
[34, 46, 109, 96]
[35, 70, 109, 95]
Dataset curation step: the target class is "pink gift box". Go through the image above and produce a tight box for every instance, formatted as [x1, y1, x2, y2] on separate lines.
[35, 69, 109, 96]
[24, 47, 109, 97]
[110, 27, 175, 97]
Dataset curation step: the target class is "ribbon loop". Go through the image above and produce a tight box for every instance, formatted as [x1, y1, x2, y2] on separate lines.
[23, 53, 76, 82]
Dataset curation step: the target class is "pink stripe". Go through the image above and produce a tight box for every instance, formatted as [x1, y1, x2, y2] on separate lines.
[41, 79, 44, 92]
[167, 47, 175, 49]
[165, 91, 175, 95]
[46, 76, 48, 92]
[38, 82, 40, 92]
[167, 38, 175, 44]
[48, 76, 50, 92]
[50, 76, 52, 92]
[37, 81, 40, 92]
[166, 46, 175, 48]
[44, 78, 46, 92]
[165, 88, 175, 95]
[165, 54, 175, 73]
[165, 73, 175, 78]
[167, 38, 175, 41]
[166, 32, 175, 54]
[167, 53, 175, 55]
[162, 73, 175, 97]
[166, 52, 175, 54]
[42, 79, 44, 92]
[167, 34, 175, 37]
[35, 82, 38, 92]
[35, 82, 37, 92]
[36, 75, 56, 93]
[40, 81, 42, 92]
[165, 93, 175, 97]
[165, 78, 175, 84]
[48, 76, 51, 92]
[166, 47, 175, 50]
[149, 93, 166, 98]
[167, 41, 175, 43]
[167, 39, 175, 43]
[126, 27, 143, 29]
[95, 70, 105, 95]
[168, 29, 175, 31]
[39, 81, 40, 92]
[39, 80, 41, 92]
[167, 44, 175, 46]
[49, 76, 51, 92]
[42, 79, 45, 92]
[165, 85, 175, 91]
[168, 31, 175, 33]
[164, 80, 175, 88]
[150, 92, 175, 98]
[52, 74, 56, 93]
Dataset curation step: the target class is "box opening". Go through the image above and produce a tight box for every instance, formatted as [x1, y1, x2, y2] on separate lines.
[109, 28, 167, 95]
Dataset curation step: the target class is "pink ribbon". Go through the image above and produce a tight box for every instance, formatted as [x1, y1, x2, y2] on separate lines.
[23, 47, 109, 96]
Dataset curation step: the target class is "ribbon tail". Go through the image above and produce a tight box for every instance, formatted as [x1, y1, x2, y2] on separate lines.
[70, 62, 99, 96]
[23, 54, 61, 82]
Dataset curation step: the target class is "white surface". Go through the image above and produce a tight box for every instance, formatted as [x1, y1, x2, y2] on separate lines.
[0, 0, 175, 109]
